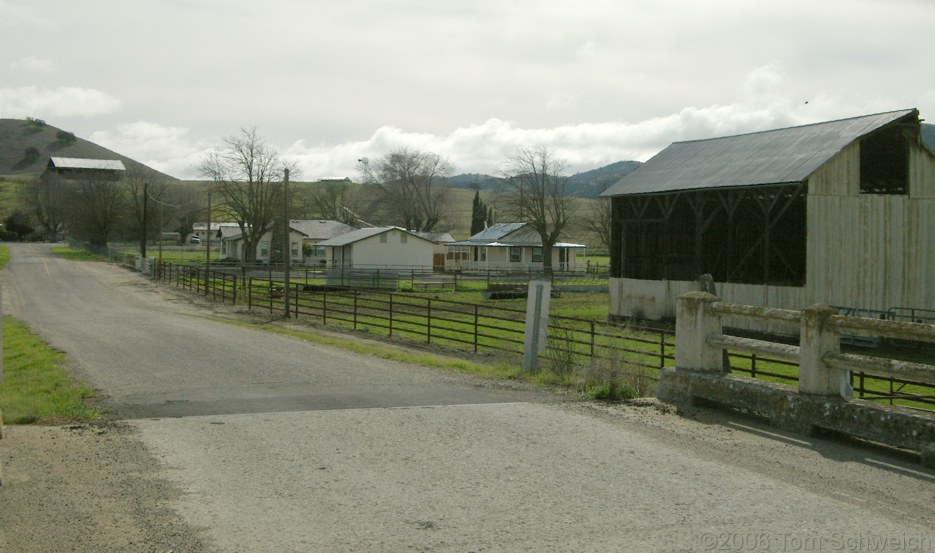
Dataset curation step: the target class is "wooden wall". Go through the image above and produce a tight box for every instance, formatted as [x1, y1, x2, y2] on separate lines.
[806, 140, 935, 312]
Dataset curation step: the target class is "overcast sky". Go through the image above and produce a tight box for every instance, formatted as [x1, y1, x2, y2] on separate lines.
[2, 0, 933, 180]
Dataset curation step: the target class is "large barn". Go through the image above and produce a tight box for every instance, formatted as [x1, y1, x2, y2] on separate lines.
[601, 108, 935, 327]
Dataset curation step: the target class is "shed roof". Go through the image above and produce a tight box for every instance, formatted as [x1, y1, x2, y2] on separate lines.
[289, 219, 358, 240]
[467, 222, 527, 242]
[601, 109, 918, 197]
[317, 226, 436, 247]
[48, 157, 126, 171]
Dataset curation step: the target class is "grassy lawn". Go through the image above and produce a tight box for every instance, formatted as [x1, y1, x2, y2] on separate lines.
[0, 317, 102, 424]
[0, 244, 102, 424]
[50, 245, 109, 261]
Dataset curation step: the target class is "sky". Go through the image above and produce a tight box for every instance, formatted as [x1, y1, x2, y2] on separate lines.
[2, 0, 934, 181]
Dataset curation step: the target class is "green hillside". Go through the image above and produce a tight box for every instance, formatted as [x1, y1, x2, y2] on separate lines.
[0, 118, 177, 181]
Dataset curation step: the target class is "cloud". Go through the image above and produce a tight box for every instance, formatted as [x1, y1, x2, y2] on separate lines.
[0, 86, 121, 118]
[743, 63, 785, 97]
[89, 121, 208, 179]
[10, 56, 56, 73]
[281, 98, 820, 180]
[91, 78, 892, 182]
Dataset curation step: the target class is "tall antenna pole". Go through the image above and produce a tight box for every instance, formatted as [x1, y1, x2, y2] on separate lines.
[283, 168, 291, 318]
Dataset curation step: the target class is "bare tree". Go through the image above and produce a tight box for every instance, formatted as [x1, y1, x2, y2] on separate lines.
[500, 145, 574, 276]
[21, 174, 66, 241]
[198, 128, 295, 262]
[359, 148, 452, 232]
[124, 167, 171, 253]
[167, 184, 204, 244]
[583, 197, 612, 253]
[64, 178, 128, 248]
[304, 180, 361, 225]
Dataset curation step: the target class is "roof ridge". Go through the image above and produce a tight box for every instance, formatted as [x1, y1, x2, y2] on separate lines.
[672, 108, 917, 145]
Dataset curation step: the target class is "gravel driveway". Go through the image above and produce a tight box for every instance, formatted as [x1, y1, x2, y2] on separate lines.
[1, 243, 933, 552]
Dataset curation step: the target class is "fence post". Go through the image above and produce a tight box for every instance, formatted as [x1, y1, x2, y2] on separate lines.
[323, 289, 328, 325]
[474, 304, 479, 353]
[674, 292, 723, 373]
[232, 275, 237, 306]
[659, 331, 666, 369]
[427, 298, 432, 344]
[799, 304, 849, 397]
[389, 293, 394, 337]
[590, 320, 595, 358]
[353, 292, 358, 330]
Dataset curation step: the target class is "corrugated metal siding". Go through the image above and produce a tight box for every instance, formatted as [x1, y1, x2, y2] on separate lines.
[806, 194, 935, 311]
[808, 142, 858, 197]
[910, 146, 935, 199]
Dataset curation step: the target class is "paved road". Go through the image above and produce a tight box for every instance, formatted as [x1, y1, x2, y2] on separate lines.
[3, 243, 934, 552]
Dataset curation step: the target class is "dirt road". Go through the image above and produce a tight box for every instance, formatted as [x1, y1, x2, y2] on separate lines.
[1, 243, 933, 552]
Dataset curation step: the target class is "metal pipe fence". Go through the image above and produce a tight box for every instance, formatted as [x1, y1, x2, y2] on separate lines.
[143, 260, 933, 409]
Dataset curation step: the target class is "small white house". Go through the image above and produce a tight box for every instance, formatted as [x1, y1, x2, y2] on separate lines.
[193, 222, 239, 244]
[412, 231, 456, 269]
[318, 226, 438, 269]
[446, 223, 586, 272]
[220, 219, 357, 264]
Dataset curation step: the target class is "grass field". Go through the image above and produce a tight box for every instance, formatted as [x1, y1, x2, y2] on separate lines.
[0, 244, 102, 424]
[0, 317, 102, 424]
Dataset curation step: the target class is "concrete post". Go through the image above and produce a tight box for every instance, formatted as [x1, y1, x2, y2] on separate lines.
[675, 292, 723, 373]
[522, 280, 551, 372]
[799, 304, 848, 397]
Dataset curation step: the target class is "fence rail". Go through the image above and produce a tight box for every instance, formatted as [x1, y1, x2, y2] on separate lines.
[703, 297, 935, 409]
[138, 259, 934, 409]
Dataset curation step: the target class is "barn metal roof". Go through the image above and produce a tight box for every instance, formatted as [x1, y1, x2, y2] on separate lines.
[48, 157, 126, 171]
[601, 109, 918, 197]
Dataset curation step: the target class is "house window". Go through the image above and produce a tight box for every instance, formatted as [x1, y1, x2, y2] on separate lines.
[860, 126, 908, 195]
[400, 234, 407, 244]
[380, 233, 388, 244]
[260, 241, 269, 257]
[291, 241, 299, 258]
[313, 246, 326, 257]
[510, 247, 522, 263]
[531, 247, 543, 263]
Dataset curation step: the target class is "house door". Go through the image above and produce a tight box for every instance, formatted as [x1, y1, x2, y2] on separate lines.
[559, 248, 568, 271]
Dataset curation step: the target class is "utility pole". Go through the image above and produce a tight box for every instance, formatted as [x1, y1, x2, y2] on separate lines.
[283, 168, 291, 318]
[141, 182, 148, 258]
[205, 187, 212, 295]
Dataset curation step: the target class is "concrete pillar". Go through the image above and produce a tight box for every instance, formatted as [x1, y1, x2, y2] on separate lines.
[799, 304, 848, 396]
[675, 292, 723, 373]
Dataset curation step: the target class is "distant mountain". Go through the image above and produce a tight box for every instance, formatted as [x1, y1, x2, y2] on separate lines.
[0, 118, 177, 181]
[566, 160, 642, 197]
[448, 160, 642, 198]
[923, 123, 935, 151]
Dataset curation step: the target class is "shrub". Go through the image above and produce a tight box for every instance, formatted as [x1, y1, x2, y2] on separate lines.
[56, 130, 77, 143]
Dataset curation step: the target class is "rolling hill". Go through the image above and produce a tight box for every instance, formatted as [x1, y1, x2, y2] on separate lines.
[0, 118, 177, 181]
[448, 160, 642, 199]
